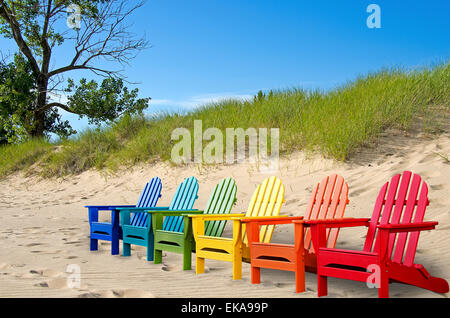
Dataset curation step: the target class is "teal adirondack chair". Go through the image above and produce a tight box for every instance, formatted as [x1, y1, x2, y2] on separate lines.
[119, 176, 199, 261]
[86, 177, 162, 255]
[152, 177, 238, 270]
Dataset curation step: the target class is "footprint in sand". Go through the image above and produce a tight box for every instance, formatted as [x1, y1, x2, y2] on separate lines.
[62, 227, 81, 231]
[415, 170, 441, 179]
[430, 184, 445, 190]
[28, 269, 65, 278]
[285, 199, 300, 206]
[78, 292, 103, 298]
[63, 240, 84, 245]
[32, 269, 88, 290]
[26, 243, 44, 247]
[418, 153, 441, 164]
[136, 253, 151, 261]
[161, 264, 182, 272]
[350, 187, 371, 197]
[78, 289, 155, 298]
[34, 278, 69, 289]
[112, 289, 155, 298]
[22, 268, 65, 279]
[0, 263, 12, 271]
[304, 186, 313, 193]
[202, 266, 226, 273]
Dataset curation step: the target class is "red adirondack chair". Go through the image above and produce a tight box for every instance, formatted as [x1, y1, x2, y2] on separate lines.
[242, 174, 349, 293]
[308, 171, 449, 298]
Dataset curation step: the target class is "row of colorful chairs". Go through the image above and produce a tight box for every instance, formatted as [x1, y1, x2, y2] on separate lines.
[86, 171, 449, 298]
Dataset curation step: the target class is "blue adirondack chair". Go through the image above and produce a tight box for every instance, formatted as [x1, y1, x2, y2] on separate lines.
[119, 176, 199, 261]
[86, 177, 162, 255]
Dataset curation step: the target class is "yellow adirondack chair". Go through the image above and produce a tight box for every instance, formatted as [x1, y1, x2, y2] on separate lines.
[191, 176, 286, 280]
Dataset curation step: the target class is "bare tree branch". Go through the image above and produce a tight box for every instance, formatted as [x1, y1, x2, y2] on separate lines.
[0, 0, 41, 74]
[48, 0, 149, 79]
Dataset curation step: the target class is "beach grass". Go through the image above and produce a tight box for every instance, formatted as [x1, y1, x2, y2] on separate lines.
[0, 138, 53, 178]
[1, 62, 448, 178]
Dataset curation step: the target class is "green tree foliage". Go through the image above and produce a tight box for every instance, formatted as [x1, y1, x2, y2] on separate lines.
[0, 0, 150, 141]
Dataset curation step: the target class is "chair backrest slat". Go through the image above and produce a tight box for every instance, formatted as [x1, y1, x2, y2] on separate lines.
[162, 176, 199, 232]
[403, 181, 429, 266]
[363, 171, 430, 266]
[372, 173, 400, 253]
[304, 174, 349, 252]
[204, 178, 237, 237]
[325, 175, 348, 248]
[392, 173, 421, 263]
[363, 182, 388, 252]
[317, 175, 338, 220]
[130, 177, 162, 227]
[243, 176, 285, 244]
[387, 171, 412, 258]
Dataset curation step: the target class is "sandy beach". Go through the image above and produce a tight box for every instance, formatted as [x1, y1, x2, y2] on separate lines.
[0, 125, 449, 298]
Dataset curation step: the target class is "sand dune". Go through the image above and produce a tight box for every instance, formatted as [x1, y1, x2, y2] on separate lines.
[0, 126, 449, 298]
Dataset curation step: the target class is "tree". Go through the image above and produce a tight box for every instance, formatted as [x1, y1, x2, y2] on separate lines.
[0, 53, 78, 143]
[0, 0, 150, 139]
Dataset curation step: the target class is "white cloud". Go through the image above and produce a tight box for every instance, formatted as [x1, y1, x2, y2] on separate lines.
[149, 92, 254, 111]
[148, 98, 172, 105]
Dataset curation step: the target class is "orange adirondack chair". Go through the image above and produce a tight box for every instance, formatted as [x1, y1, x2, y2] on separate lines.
[242, 174, 349, 293]
[308, 171, 449, 298]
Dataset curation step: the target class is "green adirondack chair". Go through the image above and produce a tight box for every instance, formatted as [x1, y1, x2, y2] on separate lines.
[152, 177, 238, 270]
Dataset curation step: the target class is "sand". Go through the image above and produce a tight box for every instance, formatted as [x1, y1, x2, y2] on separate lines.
[0, 126, 449, 298]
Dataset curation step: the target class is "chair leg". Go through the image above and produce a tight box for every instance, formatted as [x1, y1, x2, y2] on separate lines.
[146, 233, 154, 261]
[154, 249, 162, 264]
[378, 273, 389, 298]
[295, 265, 306, 293]
[295, 248, 306, 293]
[232, 249, 242, 280]
[251, 266, 261, 284]
[123, 241, 131, 257]
[317, 273, 328, 297]
[146, 245, 154, 261]
[90, 238, 98, 251]
[196, 256, 205, 274]
[111, 233, 119, 255]
[183, 241, 192, 270]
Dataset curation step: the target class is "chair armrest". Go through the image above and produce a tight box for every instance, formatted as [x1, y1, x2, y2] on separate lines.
[304, 218, 371, 228]
[241, 216, 302, 225]
[377, 221, 438, 233]
[308, 218, 370, 252]
[118, 207, 171, 218]
[86, 205, 136, 209]
[117, 207, 170, 212]
[147, 210, 202, 216]
[374, 221, 439, 261]
[189, 213, 246, 221]
[151, 211, 202, 234]
[87, 205, 135, 224]
[118, 207, 170, 226]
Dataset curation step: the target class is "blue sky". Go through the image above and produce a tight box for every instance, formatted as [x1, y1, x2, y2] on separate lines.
[1, 0, 449, 134]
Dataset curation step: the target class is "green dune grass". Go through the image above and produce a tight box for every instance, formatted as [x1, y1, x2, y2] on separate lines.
[0, 63, 448, 178]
